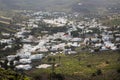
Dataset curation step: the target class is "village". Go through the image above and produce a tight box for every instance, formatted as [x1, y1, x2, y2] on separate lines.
[0, 11, 120, 71]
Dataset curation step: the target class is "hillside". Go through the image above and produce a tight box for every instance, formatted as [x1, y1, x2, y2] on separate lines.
[0, 68, 30, 80]
[28, 51, 120, 80]
[0, 0, 119, 13]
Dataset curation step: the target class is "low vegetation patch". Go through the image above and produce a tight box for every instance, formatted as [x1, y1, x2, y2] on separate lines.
[26, 51, 120, 80]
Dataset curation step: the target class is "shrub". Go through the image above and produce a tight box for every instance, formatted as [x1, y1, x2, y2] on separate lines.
[50, 72, 65, 80]
[117, 58, 120, 61]
[117, 68, 120, 73]
[87, 64, 92, 68]
[96, 69, 102, 75]
[91, 73, 96, 77]
[105, 61, 109, 64]
[0, 68, 30, 80]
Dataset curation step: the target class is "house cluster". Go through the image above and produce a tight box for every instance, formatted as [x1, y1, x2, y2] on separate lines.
[43, 17, 68, 27]
[0, 11, 120, 70]
[6, 43, 44, 70]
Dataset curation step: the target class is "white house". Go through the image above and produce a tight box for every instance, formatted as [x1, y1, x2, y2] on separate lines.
[16, 64, 32, 70]
[71, 38, 82, 42]
[29, 54, 44, 60]
[19, 59, 31, 64]
[0, 39, 12, 44]
[95, 43, 102, 47]
[36, 64, 51, 69]
[7, 55, 16, 61]
[17, 52, 31, 59]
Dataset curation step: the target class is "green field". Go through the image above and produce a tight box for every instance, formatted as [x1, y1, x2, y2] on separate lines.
[27, 51, 120, 80]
